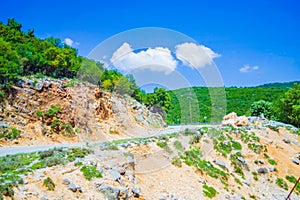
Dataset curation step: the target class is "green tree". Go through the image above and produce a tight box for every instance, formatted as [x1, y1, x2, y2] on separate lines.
[0, 38, 21, 88]
[276, 83, 300, 127]
[7, 18, 22, 31]
[250, 100, 273, 119]
[153, 87, 171, 113]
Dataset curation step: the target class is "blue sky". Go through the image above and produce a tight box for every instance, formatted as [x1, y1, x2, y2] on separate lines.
[1, 0, 299, 87]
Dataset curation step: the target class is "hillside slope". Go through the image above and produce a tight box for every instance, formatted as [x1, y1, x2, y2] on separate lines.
[0, 78, 165, 147]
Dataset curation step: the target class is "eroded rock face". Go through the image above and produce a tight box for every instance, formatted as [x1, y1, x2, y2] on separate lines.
[0, 78, 166, 146]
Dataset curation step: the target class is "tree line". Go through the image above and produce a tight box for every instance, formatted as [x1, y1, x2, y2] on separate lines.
[0, 18, 171, 115]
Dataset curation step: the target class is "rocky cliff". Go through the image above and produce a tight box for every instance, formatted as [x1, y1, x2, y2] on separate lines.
[0, 78, 165, 146]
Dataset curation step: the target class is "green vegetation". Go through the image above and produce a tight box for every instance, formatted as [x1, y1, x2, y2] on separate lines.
[80, 164, 102, 180]
[0, 147, 92, 198]
[173, 140, 183, 151]
[0, 127, 21, 140]
[275, 83, 300, 127]
[171, 156, 182, 167]
[250, 100, 274, 119]
[252, 171, 258, 181]
[181, 146, 227, 181]
[156, 141, 168, 148]
[286, 175, 300, 194]
[268, 159, 277, 165]
[276, 178, 288, 190]
[203, 184, 217, 198]
[43, 177, 55, 191]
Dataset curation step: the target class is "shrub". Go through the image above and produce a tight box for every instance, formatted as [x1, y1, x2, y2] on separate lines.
[173, 140, 183, 151]
[171, 156, 182, 167]
[232, 141, 242, 150]
[203, 184, 217, 198]
[276, 178, 288, 190]
[156, 141, 168, 148]
[268, 159, 277, 165]
[80, 165, 102, 180]
[43, 177, 55, 191]
[44, 105, 61, 117]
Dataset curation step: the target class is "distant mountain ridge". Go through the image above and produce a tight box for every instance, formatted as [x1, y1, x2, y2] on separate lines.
[257, 81, 300, 89]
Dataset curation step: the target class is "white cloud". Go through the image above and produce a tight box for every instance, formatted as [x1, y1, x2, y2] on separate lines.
[64, 38, 79, 47]
[175, 42, 220, 68]
[110, 42, 177, 74]
[64, 38, 74, 46]
[240, 64, 260, 73]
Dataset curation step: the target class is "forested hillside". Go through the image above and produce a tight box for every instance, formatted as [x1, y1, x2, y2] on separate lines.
[166, 83, 298, 125]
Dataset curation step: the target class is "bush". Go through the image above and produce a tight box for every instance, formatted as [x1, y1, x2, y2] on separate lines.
[171, 156, 182, 167]
[43, 177, 55, 191]
[203, 184, 217, 198]
[250, 100, 274, 119]
[156, 141, 168, 148]
[80, 165, 102, 180]
[276, 178, 288, 190]
[173, 140, 183, 151]
[268, 159, 277, 165]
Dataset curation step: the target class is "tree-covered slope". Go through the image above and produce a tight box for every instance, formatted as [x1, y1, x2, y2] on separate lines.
[166, 84, 295, 124]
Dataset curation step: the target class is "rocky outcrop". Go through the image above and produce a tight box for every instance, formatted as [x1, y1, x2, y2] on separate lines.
[222, 112, 249, 127]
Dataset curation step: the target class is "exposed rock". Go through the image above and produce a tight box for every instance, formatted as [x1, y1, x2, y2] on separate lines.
[213, 159, 226, 168]
[132, 187, 141, 198]
[257, 167, 268, 174]
[119, 167, 126, 175]
[222, 112, 249, 127]
[98, 184, 120, 200]
[238, 157, 246, 164]
[269, 167, 275, 172]
[292, 157, 300, 165]
[242, 179, 250, 186]
[62, 178, 70, 185]
[118, 187, 128, 200]
[68, 183, 77, 192]
[283, 139, 291, 144]
[258, 160, 264, 164]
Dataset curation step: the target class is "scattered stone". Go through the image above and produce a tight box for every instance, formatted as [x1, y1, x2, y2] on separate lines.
[283, 139, 291, 144]
[258, 160, 264, 164]
[62, 178, 70, 185]
[119, 167, 126, 175]
[68, 183, 77, 192]
[109, 169, 121, 181]
[99, 184, 120, 200]
[238, 157, 246, 164]
[257, 167, 268, 174]
[242, 179, 250, 186]
[132, 187, 141, 198]
[292, 157, 300, 165]
[118, 187, 128, 200]
[197, 177, 206, 184]
[76, 186, 83, 193]
[269, 167, 275, 172]
[213, 159, 226, 168]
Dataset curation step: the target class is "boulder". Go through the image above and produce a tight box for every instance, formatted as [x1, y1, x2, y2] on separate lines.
[68, 183, 77, 192]
[238, 157, 246, 164]
[283, 139, 291, 144]
[213, 159, 226, 168]
[235, 116, 249, 126]
[292, 157, 300, 165]
[62, 178, 70, 185]
[132, 187, 141, 198]
[119, 187, 128, 200]
[257, 167, 268, 174]
[98, 184, 120, 200]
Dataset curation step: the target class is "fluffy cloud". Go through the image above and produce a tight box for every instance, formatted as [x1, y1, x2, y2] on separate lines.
[239, 64, 259, 73]
[175, 42, 220, 68]
[64, 38, 79, 46]
[110, 42, 177, 74]
[64, 38, 74, 46]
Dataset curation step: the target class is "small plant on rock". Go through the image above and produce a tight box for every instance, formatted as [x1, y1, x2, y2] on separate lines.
[43, 177, 55, 191]
[203, 184, 217, 198]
